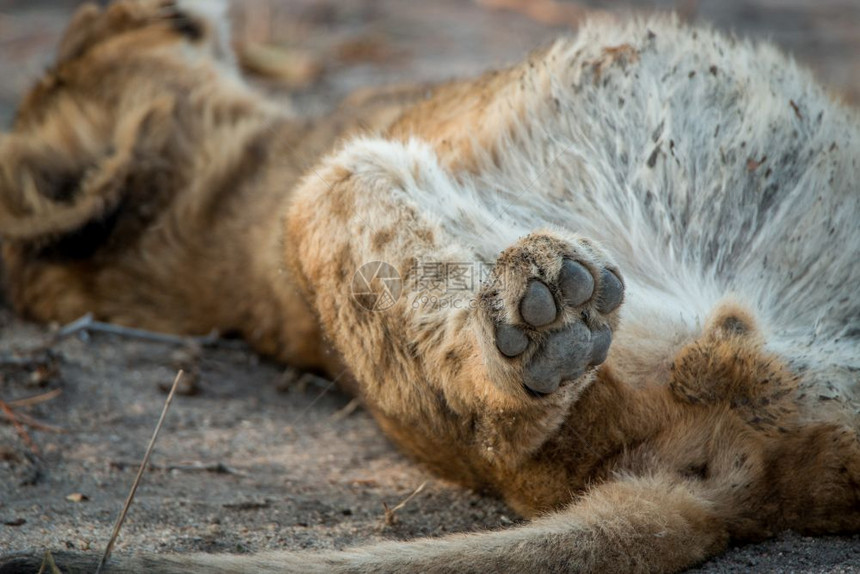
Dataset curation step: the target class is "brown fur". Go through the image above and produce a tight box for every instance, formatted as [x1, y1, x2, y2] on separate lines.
[2, 3, 860, 573]
[0, 0, 428, 371]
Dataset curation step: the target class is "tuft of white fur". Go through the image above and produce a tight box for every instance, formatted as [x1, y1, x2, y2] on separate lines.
[333, 16, 860, 410]
[177, 0, 235, 66]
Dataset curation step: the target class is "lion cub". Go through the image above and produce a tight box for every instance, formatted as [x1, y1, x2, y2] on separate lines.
[2, 1, 860, 572]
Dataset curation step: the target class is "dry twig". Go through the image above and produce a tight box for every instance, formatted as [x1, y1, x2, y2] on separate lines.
[6, 389, 62, 408]
[0, 401, 39, 455]
[109, 459, 245, 476]
[96, 370, 184, 574]
[56, 313, 222, 347]
[0, 401, 65, 433]
[36, 550, 61, 574]
[0, 387, 64, 455]
[382, 481, 427, 527]
[329, 397, 361, 421]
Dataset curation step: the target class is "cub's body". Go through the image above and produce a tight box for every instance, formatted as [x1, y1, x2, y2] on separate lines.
[1, 2, 859, 573]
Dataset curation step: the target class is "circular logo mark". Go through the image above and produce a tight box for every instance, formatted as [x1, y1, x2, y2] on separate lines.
[351, 261, 402, 312]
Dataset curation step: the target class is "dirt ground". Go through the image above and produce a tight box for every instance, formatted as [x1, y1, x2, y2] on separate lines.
[1, 1, 860, 572]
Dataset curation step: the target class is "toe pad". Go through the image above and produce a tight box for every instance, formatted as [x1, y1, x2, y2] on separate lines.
[596, 269, 624, 314]
[495, 324, 529, 357]
[558, 259, 594, 307]
[520, 280, 557, 327]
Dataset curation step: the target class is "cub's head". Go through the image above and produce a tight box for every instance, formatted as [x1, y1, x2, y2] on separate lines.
[0, 0, 237, 251]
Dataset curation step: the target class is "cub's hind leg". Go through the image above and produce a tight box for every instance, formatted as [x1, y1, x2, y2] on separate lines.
[285, 138, 624, 486]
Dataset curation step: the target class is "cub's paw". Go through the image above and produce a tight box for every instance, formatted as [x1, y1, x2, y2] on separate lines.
[479, 232, 623, 397]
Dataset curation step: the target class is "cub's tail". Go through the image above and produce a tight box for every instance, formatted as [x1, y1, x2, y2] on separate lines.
[0, 477, 726, 574]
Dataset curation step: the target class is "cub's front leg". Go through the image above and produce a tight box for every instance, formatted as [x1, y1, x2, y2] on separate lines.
[284, 138, 623, 484]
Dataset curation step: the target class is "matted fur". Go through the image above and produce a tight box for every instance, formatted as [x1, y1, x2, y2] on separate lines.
[1, 1, 859, 573]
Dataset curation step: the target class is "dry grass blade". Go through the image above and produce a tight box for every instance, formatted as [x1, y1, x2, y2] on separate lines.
[7, 388, 62, 408]
[0, 401, 40, 455]
[96, 370, 184, 574]
[294, 368, 352, 422]
[382, 481, 427, 527]
[0, 400, 65, 433]
[329, 397, 361, 421]
[36, 550, 61, 574]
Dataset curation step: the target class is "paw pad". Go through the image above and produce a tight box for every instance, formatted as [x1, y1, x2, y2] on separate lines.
[596, 269, 624, 314]
[490, 255, 624, 397]
[520, 281, 557, 327]
[495, 323, 529, 358]
[559, 260, 594, 307]
[523, 322, 591, 394]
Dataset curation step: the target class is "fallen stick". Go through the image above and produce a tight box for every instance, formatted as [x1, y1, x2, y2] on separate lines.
[3, 314, 248, 370]
[0, 401, 65, 433]
[0, 401, 39, 455]
[96, 370, 184, 574]
[55, 313, 222, 347]
[6, 389, 62, 408]
[329, 397, 361, 421]
[382, 481, 427, 527]
[108, 459, 245, 476]
[36, 549, 61, 574]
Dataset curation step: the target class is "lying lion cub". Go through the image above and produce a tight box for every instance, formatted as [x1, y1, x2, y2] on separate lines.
[2, 0, 859, 572]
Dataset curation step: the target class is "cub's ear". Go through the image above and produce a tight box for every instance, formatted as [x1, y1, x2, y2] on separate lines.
[0, 96, 176, 246]
[56, 3, 103, 63]
[56, 1, 225, 65]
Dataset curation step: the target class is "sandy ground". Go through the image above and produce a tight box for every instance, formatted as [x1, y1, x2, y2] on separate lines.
[1, 1, 860, 572]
